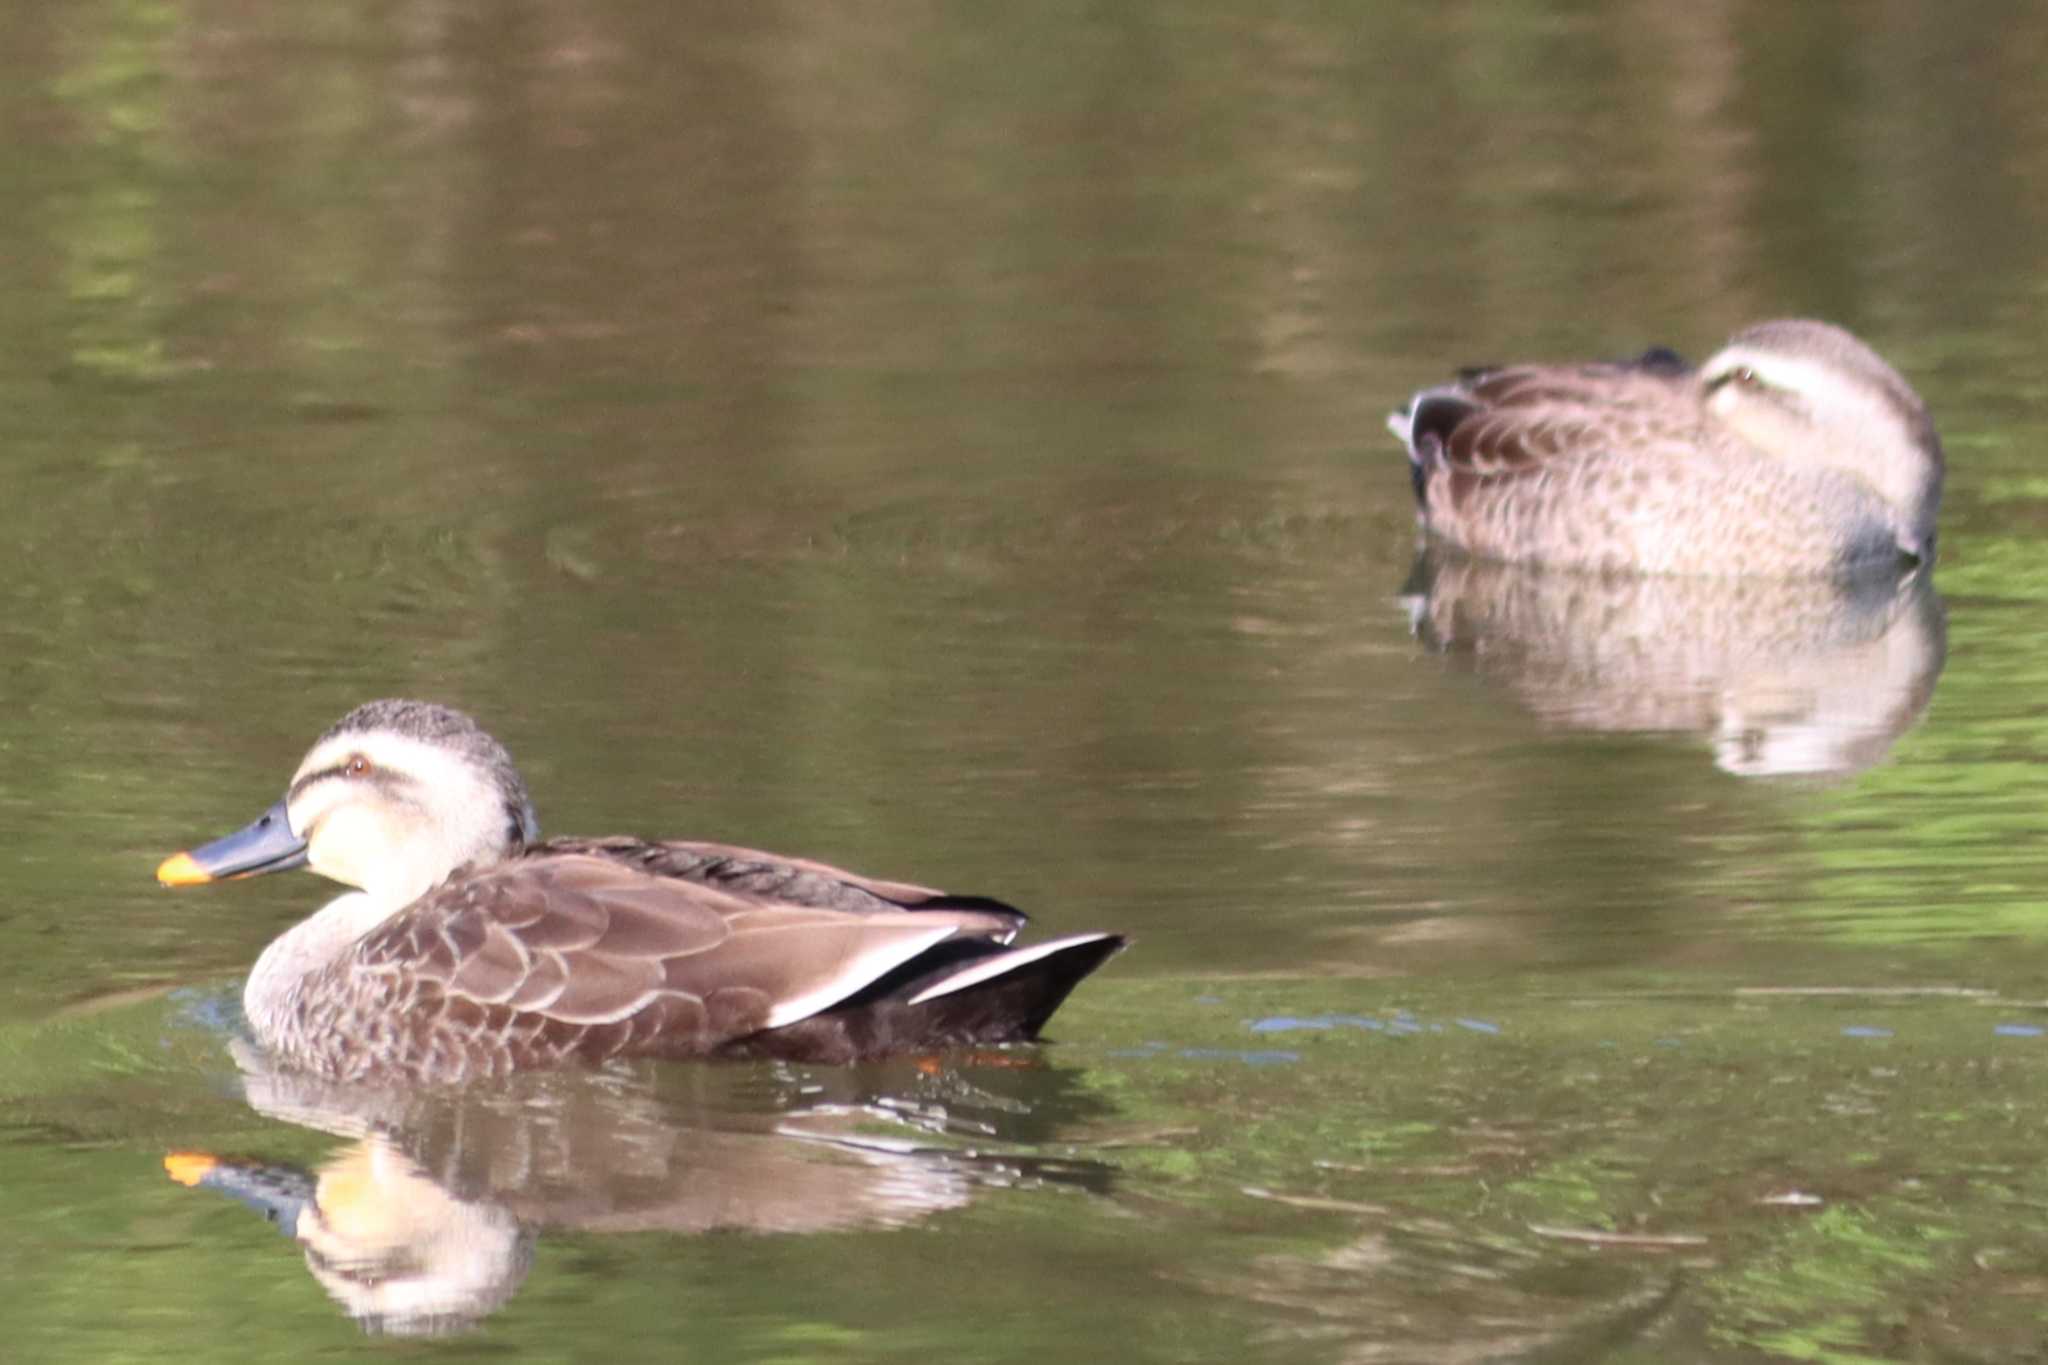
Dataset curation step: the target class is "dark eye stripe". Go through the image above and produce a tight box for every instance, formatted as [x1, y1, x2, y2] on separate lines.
[287, 765, 350, 802]
[1704, 365, 1774, 397]
[287, 761, 405, 804]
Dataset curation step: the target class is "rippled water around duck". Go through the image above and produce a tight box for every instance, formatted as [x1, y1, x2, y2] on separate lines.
[7, 3, 2048, 1361]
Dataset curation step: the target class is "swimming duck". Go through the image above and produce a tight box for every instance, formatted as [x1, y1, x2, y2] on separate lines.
[157, 700, 1126, 1082]
[1385, 319, 1943, 575]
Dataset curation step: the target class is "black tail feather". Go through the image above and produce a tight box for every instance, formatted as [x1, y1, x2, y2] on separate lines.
[724, 935, 1129, 1064]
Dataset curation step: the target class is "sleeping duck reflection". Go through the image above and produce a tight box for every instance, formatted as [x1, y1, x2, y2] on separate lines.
[158, 700, 1125, 1082]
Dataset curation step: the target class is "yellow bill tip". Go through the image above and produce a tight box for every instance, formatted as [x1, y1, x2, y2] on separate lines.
[164, 1151, 218, 1186]
[156, 852, 213, 887]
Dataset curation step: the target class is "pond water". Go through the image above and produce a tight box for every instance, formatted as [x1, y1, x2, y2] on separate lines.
[5, 3, 2048, 1361]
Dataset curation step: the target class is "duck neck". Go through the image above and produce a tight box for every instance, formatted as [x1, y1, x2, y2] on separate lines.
[243, 890, 406, 1044]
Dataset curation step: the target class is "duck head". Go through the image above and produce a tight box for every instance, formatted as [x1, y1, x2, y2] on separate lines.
[1697, 319, 1944, 560]
[158, 700, 540, 911]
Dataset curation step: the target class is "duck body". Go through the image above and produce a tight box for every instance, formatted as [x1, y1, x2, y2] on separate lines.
[1386, 320, 1943, 577]
[162, 702, 1125, 1083]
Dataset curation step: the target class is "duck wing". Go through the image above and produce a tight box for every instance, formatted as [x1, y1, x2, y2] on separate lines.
[1399, 357, 1701, 497]
[347, 853, 1008, 1061]
[537, 835, 1027, 934]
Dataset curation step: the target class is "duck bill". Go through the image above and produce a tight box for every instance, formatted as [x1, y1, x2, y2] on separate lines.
[165, 1151, 311, 1239]
[157, 798, 309, 886]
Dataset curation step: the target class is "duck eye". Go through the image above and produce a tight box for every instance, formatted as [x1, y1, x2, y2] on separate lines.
[1707, 364, 1765, 397]
[345, 755, 373, 778]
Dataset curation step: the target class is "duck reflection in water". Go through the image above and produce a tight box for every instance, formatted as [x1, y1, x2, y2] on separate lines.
[156, 700, 1125, 1081]
[1400, 553, 1945, 780]
[167, 1041, 1116, 1336]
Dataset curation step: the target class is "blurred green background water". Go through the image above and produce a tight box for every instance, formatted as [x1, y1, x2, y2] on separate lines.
[5, 2, 2048, 1360]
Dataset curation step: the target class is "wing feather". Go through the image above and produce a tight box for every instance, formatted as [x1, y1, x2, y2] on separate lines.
[1399, 359, 1705, 518]
[542, 836, 1027, 934]
[342, 850, 1021, 1049]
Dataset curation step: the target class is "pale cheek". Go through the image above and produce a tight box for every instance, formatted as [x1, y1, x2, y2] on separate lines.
[1706, 393, 1754, 441]
[305, 843, 349, 887]
[307, 805, 394, 888]
[1713, 399, 1801, 456]
[305, 832, 352, 886]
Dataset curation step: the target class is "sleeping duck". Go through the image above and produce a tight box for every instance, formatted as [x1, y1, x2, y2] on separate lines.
[1386, 319, 1943, 576]
[158, 699, 1125, 1082]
